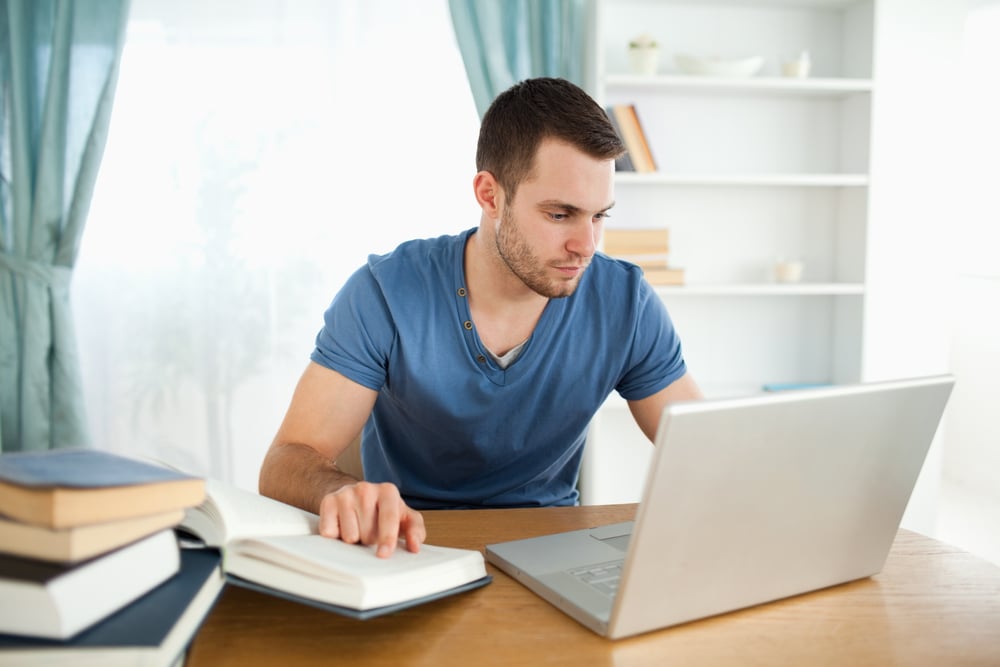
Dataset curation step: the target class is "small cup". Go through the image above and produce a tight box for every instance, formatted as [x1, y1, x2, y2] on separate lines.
[781, 51, 811, 78]
[628, 46, 660, 75]
[774, 259, 804, 283]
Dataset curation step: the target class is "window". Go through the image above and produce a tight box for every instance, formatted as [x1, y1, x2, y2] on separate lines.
[74, 0, 480, 487]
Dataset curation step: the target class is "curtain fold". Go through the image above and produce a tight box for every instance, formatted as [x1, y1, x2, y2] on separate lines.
[0, 0, 130, 452]
[448, 0, 589, 118]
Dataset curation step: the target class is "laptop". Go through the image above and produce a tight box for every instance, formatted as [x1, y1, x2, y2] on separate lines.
[485, 375, 955, 639]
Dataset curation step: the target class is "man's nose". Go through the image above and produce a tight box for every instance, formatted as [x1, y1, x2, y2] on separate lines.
[566, 221, 597, 258]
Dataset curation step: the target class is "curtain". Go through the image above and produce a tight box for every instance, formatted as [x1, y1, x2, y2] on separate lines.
[0, 0, 130, 452]
[448, 0, 590, 118]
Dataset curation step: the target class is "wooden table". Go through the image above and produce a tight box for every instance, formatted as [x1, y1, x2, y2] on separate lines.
[186, 504, 1000, 666]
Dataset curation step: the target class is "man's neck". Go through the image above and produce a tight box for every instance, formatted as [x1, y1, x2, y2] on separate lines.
[464, 228, 549, 356]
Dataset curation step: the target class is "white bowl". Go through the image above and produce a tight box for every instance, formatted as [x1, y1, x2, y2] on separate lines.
[674, 53, 764, 77]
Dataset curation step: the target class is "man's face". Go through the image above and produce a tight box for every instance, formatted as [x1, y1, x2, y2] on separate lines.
[494, 139, 615, 299]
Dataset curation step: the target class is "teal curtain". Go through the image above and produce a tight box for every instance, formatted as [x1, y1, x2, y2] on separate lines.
[0, 0, 130, 452]
[448, 0, 589, 118]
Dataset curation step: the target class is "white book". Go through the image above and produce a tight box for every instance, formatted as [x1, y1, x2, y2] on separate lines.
[0, 530, 180, 639]
[178, 480, 490, 618]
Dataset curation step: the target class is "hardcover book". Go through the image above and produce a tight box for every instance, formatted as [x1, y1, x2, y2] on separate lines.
[610, 104, 657, 172]
[178, 479, 490, 619]
[0, 548, 224, 666]
[0, 449, 205, 529]
[0, 510, 185, 563]
[0, 530, 180, 639]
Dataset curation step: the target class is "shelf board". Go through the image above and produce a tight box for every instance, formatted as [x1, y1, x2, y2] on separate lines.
[653, 283, 865, 296]
[614, 172, 869, 187]
[604, 74, 873, 97]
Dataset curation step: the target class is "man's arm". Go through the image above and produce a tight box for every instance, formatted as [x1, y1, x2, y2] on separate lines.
[259, 362, 426, 557]
[627, 372, 703, 442]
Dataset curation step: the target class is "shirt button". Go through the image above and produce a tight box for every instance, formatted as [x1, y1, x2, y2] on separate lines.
[457, 287, 467, 297]
[476, 354, 486, 363]
[463, 320, 473, 330]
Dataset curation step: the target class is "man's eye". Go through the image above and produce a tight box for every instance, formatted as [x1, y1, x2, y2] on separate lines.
[549, 213, 568, 221]
[594, 212, 611, 222]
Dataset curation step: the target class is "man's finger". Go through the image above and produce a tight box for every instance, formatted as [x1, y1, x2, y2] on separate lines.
[400, 506, 426, 553]
[374, 487, 402, 558]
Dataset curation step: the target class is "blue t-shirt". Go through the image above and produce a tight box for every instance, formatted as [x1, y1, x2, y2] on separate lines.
[311, 228, 687, 508]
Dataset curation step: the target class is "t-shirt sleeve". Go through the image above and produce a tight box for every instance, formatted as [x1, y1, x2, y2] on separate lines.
[310, 264, 394, 391]
[615, 280, 688, 401]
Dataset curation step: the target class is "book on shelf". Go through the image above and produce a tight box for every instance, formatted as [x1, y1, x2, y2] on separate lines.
[604, 106, 635, 172]
[0, 529, 180, 640]
[0, 548, 224, 667]
[602, 228, 683, 285]
[602, 228, 670, 262]
[762, 382, 832, 392]
[610, 104, 657, 173]
[0, 448, 205, 529]
[177, 479, 491, 619]
[639, 266, 686, 286]
[0, 510, 185, 564]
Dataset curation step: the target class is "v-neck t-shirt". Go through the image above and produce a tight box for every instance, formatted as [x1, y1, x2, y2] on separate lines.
[310, 228, 688, 508]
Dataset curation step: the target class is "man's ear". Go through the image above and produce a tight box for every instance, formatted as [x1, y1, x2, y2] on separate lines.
[473, 171, 502, 217]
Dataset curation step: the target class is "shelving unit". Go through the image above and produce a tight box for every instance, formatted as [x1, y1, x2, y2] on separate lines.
[590, 0, 875, 395]
[582, 0, 878, 504]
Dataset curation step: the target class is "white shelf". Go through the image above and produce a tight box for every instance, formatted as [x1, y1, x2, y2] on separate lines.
[604, 74, 874, 97]
[614, 172, 869, 187]
[653, 283, 866, 296]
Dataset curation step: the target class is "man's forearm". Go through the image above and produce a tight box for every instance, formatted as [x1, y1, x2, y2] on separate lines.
[259, 441, 359, 514]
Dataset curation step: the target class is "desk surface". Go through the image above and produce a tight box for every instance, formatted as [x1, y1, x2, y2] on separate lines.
[187, 504, 1000, 667]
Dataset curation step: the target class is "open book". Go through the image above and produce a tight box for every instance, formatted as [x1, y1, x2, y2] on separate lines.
[178, 480, 490, 619]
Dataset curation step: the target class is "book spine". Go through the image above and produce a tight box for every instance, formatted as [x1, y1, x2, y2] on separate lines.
[612, 104, 656, 173]
[604, 106, 635, 172]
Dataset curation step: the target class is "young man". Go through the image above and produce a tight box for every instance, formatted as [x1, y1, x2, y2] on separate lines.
[259, 77, 701, 557]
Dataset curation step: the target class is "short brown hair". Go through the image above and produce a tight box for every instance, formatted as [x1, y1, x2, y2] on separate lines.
[476, 77, 625, 199]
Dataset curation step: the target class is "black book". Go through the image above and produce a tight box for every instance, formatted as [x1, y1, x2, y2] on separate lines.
[0, 530, 180, 639]
[0, 548, 224, 666]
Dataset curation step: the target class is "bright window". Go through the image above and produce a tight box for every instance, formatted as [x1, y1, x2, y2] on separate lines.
[74, 0, 480, 488]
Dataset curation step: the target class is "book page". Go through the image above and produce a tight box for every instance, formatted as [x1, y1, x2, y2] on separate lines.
[181, 479, 319, 546]
[226, 534, 487, 609]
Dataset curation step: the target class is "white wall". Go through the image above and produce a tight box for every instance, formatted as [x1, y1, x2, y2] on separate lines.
[940, 1, 1000, 513]
[858, 0, 968, 534]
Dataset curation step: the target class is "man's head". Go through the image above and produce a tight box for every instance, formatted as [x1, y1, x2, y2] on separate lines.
[471, 79, 624, 300]
[476, 77, 625, 201]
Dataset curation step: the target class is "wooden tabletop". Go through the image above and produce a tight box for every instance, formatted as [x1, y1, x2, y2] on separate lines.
[186, 504, 1000, 667]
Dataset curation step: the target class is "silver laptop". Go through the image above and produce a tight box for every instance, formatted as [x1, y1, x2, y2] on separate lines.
[485, 375, 954, 639]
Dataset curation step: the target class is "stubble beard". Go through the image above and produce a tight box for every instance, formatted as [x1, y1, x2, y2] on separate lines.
[495, 206, 586, 299]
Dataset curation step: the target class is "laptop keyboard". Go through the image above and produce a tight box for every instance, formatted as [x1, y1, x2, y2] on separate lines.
[568, 559, 624, 597]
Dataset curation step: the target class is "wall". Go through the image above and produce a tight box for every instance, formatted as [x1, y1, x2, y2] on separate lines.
[862, 0, 967, 534]
[937, 1, 1000, 558]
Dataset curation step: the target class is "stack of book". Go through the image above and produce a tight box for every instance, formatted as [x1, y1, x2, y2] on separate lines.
[0, 449, 493, 664]
[0, 448, 218, 666]
[602, 228, 685, 286]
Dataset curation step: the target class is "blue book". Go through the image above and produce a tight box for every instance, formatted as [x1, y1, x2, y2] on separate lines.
[0, 548, 224, 666]
[0, 448, 204, 529]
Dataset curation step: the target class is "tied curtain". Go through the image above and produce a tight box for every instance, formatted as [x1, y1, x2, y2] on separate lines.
[0, 0, 130, 452]
[448, 0, 589, 118]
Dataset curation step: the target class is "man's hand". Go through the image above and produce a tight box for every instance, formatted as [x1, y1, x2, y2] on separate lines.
[317, 481, 426, 558]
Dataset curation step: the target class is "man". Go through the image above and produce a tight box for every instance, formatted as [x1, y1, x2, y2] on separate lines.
[259, 77, 701, 558]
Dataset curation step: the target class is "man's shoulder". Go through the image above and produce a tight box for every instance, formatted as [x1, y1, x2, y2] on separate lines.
[367, 229, 473, 273]
[586, 252, 648, 293]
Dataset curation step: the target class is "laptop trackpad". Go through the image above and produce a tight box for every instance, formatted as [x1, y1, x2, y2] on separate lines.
[589, 521, 633, 552]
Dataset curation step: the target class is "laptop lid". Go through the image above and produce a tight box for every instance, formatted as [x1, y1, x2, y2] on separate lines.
[486, 375, 955, 639]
